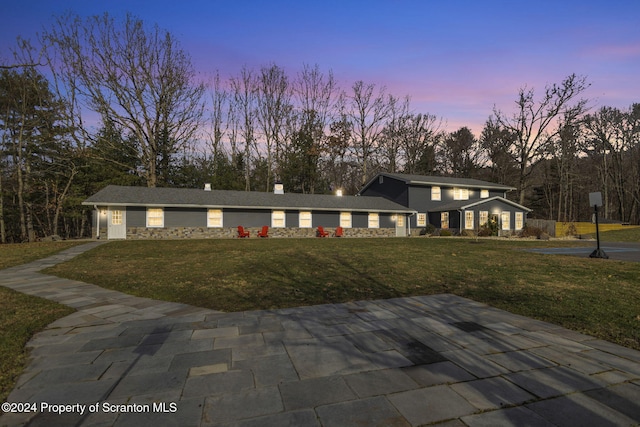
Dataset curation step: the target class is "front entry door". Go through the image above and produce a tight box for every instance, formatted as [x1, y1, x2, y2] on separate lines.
[107, 208, 126, 239]
[396, 214, 406, 237]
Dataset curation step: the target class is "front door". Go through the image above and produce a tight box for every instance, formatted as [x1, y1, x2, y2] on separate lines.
[396, 214, 406, 237]
[107, 208, 126, 239]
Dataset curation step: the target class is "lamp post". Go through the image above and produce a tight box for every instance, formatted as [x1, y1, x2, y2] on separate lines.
[589, 192, 608, 259]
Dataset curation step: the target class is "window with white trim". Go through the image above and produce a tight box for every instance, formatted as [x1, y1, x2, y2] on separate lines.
[501, 211, 510, 230]
[111, 210, 122, 225]
[368, 213, 379, 228]
[340, 212, 352, 228]
[453, 188, 469, 200]
[481, 189, 489, 198]
[479, 211, 488, 226]
[272, 210, 285, 228]
[417, 213, 427, 227]
[431, 186, 441, 201]
[299, 211, 312, 228]
[396, 215, 404, 227]
[207, 209, 223, 228]
[515, 212, 524, 230]
[441, 212, 449, 229]
[146, 208, 164, 228]
[465, 211, 474, 230]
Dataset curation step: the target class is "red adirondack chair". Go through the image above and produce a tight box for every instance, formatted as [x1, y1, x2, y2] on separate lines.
[316, 226, 329, 237]
[237, 225, 250, 238]
[334, 226, 344, 237]
[257, 225, 269, 238]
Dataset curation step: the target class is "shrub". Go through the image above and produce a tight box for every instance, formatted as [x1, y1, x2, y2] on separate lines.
[519, 224, 544, 238]
[565, 223, 578, 236]
[477, 226, 492, 237]
[439, 229, 453, 237]
[478, 219, 499, 237]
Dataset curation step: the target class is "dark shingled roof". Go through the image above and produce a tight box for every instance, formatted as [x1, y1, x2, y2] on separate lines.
[360, 172, 516, 192]
[83, 185, 416, 213]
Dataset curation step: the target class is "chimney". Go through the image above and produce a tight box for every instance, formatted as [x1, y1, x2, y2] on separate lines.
[274, 181, 284, 194]
[204, 183, 211, 191]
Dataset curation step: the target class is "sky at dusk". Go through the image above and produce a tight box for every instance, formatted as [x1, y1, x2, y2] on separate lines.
[2, 0, 639, 134]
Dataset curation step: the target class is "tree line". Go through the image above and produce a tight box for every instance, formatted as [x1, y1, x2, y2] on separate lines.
[1, 13, 639, 243]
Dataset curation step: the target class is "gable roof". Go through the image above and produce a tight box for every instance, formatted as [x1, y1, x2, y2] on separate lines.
[83, 185, 416, 213]
[432, 196, 532, 213]
[359, 172, 516, 193]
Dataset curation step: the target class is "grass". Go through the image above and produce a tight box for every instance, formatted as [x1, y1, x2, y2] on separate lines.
[0, 289, 74, 403]
[0, 241, 85, 270]
[584, 225, 640, 242]
[0, 241, 82, 403]
[44, 237, 640, 350]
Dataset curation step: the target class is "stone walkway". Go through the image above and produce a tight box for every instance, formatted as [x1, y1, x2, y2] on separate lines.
[1, 241, 639, 426]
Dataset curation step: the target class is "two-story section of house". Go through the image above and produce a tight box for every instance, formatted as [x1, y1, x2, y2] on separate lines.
[358, 172, 532, 234]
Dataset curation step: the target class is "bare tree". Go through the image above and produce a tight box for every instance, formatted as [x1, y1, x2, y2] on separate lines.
[256, 64, 292, 191]
[43, 12, 205, 187]
[293, 64, 337, 130]
[326, 111, 354, 193]
[379, 95, 410, 173]
[208, 71, 228, 156]
[345, 81, 392, 186]
[551, 120, 581, 222]
[491, 74, 590, 204]
[480, 118, 519, 186]
[230, 66, 257, 191]
[583, 105, 640, 222]
[292, 64, 337, 192]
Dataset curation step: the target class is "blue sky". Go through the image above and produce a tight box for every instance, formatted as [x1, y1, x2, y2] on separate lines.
[2, 0, 639, 133]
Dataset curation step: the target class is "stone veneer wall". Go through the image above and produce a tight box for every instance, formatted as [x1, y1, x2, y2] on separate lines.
[94, 226, 398, 239]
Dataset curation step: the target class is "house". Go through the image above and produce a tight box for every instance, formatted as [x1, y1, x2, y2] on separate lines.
[83, 184, 416, 240]
[358, 173, 531, 235]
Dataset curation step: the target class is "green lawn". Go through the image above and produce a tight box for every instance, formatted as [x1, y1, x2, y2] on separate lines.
[45, 237, 640, 350]
[591, 226, 640, 242]
[0, 241, 85, 270]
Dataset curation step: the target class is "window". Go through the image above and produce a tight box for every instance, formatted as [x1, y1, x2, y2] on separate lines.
[396, 215, 404, 227]
[111, 210, 122, 225]
[453, 188, 469, 200]
[368, 213, 379, 228]
[340, 212, 352, 228]
[515, 212, 524, 230]
[272, 210, 285, 228]
[147, 208, 164, 227]
[431, 186, 441, 201]
[207, 209, 223, 228]
[465, 211, 474, 230]
[417, 213, 427, 227]
[501, 211, 510, 230]
[441, 212, 449, 229]
[479, 211, 488, 226]
[481, 189, 489, 198]
[299, 211, 312, 228]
